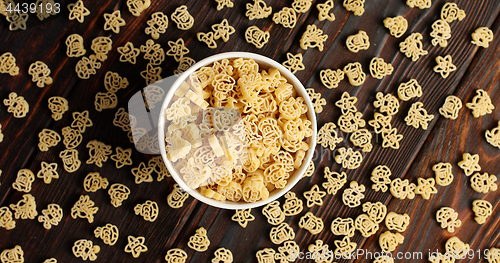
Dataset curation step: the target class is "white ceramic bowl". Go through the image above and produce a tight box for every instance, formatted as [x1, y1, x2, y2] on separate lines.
[158, 52, 317, 209]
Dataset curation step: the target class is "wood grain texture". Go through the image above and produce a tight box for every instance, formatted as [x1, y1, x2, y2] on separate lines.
[0, 0, 499, 262]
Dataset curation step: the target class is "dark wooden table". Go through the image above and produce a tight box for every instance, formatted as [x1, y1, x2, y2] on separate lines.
[1, 0, 500, 262]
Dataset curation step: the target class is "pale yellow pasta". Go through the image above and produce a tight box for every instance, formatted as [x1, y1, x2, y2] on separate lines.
[298, 212, 324, 235]
[68, 0, 90, 23]
[272, 7, 297, 28]
[262, 201, 285, 225]
[331, 217, 355, 237]
[439, 95, 462, 119]
[6, 11, 29, 31]
[465, 89, 494, 118]
[36, 161, 59, 184]
[368, 113, 392, 134]
[0, 206, 16, 230]
[131, 162, 154, 184]
[404, 102, 434, 130]
[1, 245, 24, 263]
[75, 55, 101, 79]
[400, 33, 428, 61]
[214, 0, 233, 10]
[282, 192, 303, 216]
[292, 0, 312, 13]
[342, 181, 365, 208]
[334, 236, 357, 259]
[436, 207, 461, 232]
[134, 200, 158, 222]
[369, 57, 394, 79]
[10, 194, 37, 219]
[300, 24, 328, 51]
[212, 248, 233, 263]
[48, 96, 69, 121]
[343, 62, 365, 86]
[38, 204, 63, 229]
[346, 31, 370, 53]
[165, 248, 187, 263]
[457, 153, 481, 176]
[167, 184, 189, 208]
[472, 27, 494, 48]
[103, 10, 126, 34]
[124, 236, 148, 258]
[303, 184, 326, 207]
[434, 55, 456, 78]
[71, 110, 93, 133]
[320, 68, 344, 89]
[110, 147, 133, 168]
[306, 88, 327, 113]
[117, 42, 140, 64]
[362, 202, 387, 223]
[28, 61, 52, 88]
[470, 172, 497, 194]
[188, 227, 210, 252]
[231, 209, 255, 228]
[140, 63, 162, 85]
[12, 169, 34, 193]
[73, 240, 99, 261]
[445, 236, 469, 259]
[381, 127, 404, 150]
[246, 0, 272, 20]
[390, 178, 415, 200]
[343, 0, 364, 16]
[166, 38, 190, 62]
[108, 183, 131, 207]
[472, 199, 492, 224]
[335, 147, 363, 169]
[486, 121, 500, 149]
[269, 222, 295, 244]
[430, 19, 451, 47]
[414, 177, 437, 199]
[432, 162, 454, 186]
[38, 128, 61, 152]
[65, 34, 86, 57]
[406, 0, 431, 9]
[126, 0, 150, 16]
[171, 5, 194, 30]
[212, 19, 235, 42]
[383, 16, 408, 38]
[3, 92, 29, 118]
[379, 231, 404, 253]
[371, 165, 391, 192]
[71, 195, 98, 223]
[385, 212, 410, 232]
[86, 140, 112, 167]
[322, 167, 347, 195]
[245, 26, 270, 49]
[94, 223, 119, 245]
[0, 52, 20, 76]
[441, 2, 466, 23]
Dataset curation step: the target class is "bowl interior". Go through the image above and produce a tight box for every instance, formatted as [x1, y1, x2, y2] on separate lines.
[158, 52, 317, 209]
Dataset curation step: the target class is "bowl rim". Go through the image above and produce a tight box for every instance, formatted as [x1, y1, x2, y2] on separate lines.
[158, 51, 317, 210]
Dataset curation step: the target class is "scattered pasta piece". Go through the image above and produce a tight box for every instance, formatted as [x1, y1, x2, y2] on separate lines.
[282, 192, 303, 216]
[91, 36, 113, 62]
[342, 181, 365, 208]
[48, 96, 69, 121]
[66, 34, 86, 57]
[140, 40, 165, 66]
[86, 140, 112, 167]
[381, 128, 404, 150]
[43, 258, 57, 263]
[292, 0, 312, 13]
[174, 57, 196, 75]
[10, 194, 37, 220]
[167, 184, 189, 208]
[117, 42, 140, 64]
[385, 212, 410, 232]
[245, 26, 270, 49]
[124, 236, 148, 258]
[308, 240, 333, 262]
[212, 248, 233, 263]
[61, 127, 82, 149]
[400, 33, 428, 61]
[38, 129, 60, 152]
[165, 248, 187, 263]
[212, 19, 236, 42]
[434, 55, 457, 78]
[457, 153, 481, 176]
[471, 27, 494, 48]
[436, 207, 461, 232]
[0, 125, 4, 143]
[28, 61, 53, 88]
[371, 165, 391, 192]
[272, 7, 297, 28]
[363, 202, 387, 223]
[197, 32, 217, 49]
[12, 169, 34, 193]
[317, 0, 335, 21]
[383, 16, 408, 38]
[188, 227, 210, 252]
[390, 178, 415, 200]
[110, 147, 133, 168]
[71, 195, 98, 223]
[320, 69, 344, 89]
[59, 149, 81, 173]
[275, 241, 299, 262]
[303, 184, 326, 207]
[171, 5, 194, 30]
[3, 92, 29, 118]
[298, 212, 324, 235]
[432, 162, 454, 186]
[379, 231, 404, 253]
[439, 95, 462, 119]
[441, 2, 466, 23]
[445, 236, 469, 260]
[303, 160, 315, 178]
[270, 223, 295, 244]
[343, 62, 365, 86]
[6, 11, 29, 31]
[431, 20, 451, 47]
[335, 147, 363, 169]
[131, 162, 154, 184]
[465, 89, 494, 118]
[215, 0, 233, 10]
[368, 112, 392, 134]
[148, 156, 170, 181]
[414, 177, 437, 200]
[166, 38, 190, 62]
[0, 206, 16, 230]
[343, 0, 364, 16]
[334, 236, 357, 259]
[356, 214, 380, 237]
[300, 24, 328, 51]
[246, 0, 272, 20]
[75, 55, 102, 79]
[470, 172, 497, 194]
[331, 217, 355, 237]
[472, 199, 492, 224]
[94, 223, 119, 246]
[306, 88, 326, 113]
[231, 209, 255, 228]
[282, 53, 305, 74]
[134, 200, 159, 222]
[374, 92, 399, 116]
[486, 121, 500, 149]
[487, 248, 500, 263]
[406, 0, 431, 9]
[0, 52, 20, 76]
[67, 0, 90, 23]
[71, 110, 93, 133]
[404, 102, 434, 130]
[322, 167, 347, 195]
[73, 239, 99, 261]
[374, 255, 394, 263]
[38, 204, 63, 229]
[1, 245, 24, 263]
[126, 0, 150, 16]
[369, 57, 394, 79]
[37, 161, 59, 184]
[335, 92, 357, 115]
[262, 201, 285, 225]
[346, 31, 370, 53]
[103, 10, 126, 34]
[141, 63, 162, 85]
[108, 183, 131, 207]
